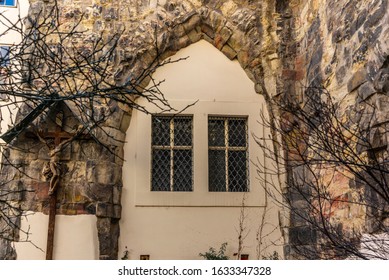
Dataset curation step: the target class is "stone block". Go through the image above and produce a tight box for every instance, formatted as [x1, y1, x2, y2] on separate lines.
[290, 210, 309, 227]
[103, 107, 124, 131]
[37, 145, 50, 161]
[357, 82, 377, 101]
[282, 69, 296, 80]
[289, 226, 317, 245]
[112, 185, 122, 205]
[207, 10, 226, 32]
[220, 0, 238, 17]
[187, 29, 202, 44]
[103, 7, 118, 21]
[87, 161, 120, 186]
[201, 32, 214, 45]
[347, 68, 367, 92]
[63, 161, 87, 184]
[173, 35, 191, 51]
[31, 181, 49, 202]
[375, 95, 389, 112]
[96, 202, 113, 218]
[353, 40, 369, 63]
[221, 44, 237, 60]
[215, 26, 232, 49]
[119, 112, 132, 133]
[81, 141, 115, 161]
[237, 50, 250, 69]
[0, 239, 16, 260]
[373, 68, 389, 93]
[96, 217, 115, 258]
[173, 24, 186, 38]
[364, 1, 387, 29]
[309, 46, 323, 70]
[85, 203, 96, 215]
[113, 204, 122, 219]
[1, 180, 23, 201]
[182, 13, 200, 33]
[86, 160, 95, 183]
[227, 30, 245, 53]
[200, 23, 215, 39]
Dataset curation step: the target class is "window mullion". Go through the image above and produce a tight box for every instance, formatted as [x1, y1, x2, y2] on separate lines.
[225, 119, 229, 192]
[170, 118, 174, 192]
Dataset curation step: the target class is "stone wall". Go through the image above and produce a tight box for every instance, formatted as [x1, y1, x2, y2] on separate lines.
[0, 102, 122, 259]
[278, 0, 389, 258]
[2, 0, 389, 259]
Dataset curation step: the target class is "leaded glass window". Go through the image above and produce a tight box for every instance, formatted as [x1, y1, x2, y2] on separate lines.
[151, 115, 193, 191]
[208, 116, 248, 192]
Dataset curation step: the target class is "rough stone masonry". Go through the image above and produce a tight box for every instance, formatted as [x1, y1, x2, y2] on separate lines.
[1, 0, 388, 259]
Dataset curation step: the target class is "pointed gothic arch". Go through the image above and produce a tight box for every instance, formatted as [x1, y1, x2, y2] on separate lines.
[115, 5, 271, 133]
[119, 39, 283, 259]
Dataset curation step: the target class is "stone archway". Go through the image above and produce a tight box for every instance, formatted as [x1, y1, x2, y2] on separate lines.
[2, 0, 284, 260]
[114, 1, 277, 143]
[96, 2, 282, 259]
[111, 3, 284, 259]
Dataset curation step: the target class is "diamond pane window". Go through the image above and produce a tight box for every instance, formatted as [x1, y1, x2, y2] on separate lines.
[208, 116, 248, 192]
[151, 115, 193, 191]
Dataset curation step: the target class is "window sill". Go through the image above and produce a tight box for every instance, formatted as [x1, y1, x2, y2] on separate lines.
[135, 189, 266, 207]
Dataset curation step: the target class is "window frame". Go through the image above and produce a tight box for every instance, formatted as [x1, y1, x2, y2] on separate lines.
[132, 99, 267, 207]
[208, 115, 249, 192]
[0, 0, 16, 7]
[150, 114, 194, 192]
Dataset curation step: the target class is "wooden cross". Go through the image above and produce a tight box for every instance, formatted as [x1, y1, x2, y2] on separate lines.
[0, 102, 91, 259]
[35, 112, 84, 260]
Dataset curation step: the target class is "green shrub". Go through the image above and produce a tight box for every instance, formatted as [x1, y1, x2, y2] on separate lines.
[199, 242, 229, 260]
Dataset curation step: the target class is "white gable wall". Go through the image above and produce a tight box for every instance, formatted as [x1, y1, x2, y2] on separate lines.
[120, 40, 283, 260]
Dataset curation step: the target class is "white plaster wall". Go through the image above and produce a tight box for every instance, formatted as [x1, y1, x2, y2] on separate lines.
[14, 212, 99, 260]
[0, 0, 29, 44]
[0, 0, 30, 140]
[120, 40, 283, 260]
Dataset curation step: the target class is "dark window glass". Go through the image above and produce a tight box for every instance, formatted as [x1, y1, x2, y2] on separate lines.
[151, 150, 171, 191]
[228, 151, 248, 192]
[151, 115, 193, 191]
[208, 116, 248, 192]
[174, 117, 192, 146]
[152, 116, 170, 146]
[208, 119, 225, 147]
[228, 119, 247, 147]
[208, 150, 226, 192]
[173, 150, 192, 191]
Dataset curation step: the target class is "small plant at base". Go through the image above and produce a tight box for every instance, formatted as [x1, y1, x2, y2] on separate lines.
[121, 246, 129, 260]
[199, 242, 229, 260]
[262, 251, 280, 260]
